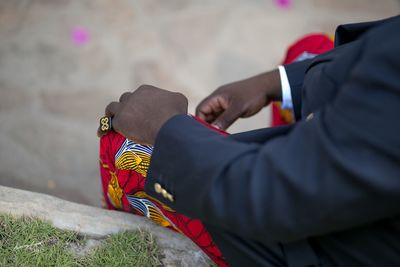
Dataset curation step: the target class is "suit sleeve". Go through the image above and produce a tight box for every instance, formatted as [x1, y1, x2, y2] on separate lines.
[283, 59, 312, 120]
[145, 20, 400, 244]
[230, 125, 293, 144]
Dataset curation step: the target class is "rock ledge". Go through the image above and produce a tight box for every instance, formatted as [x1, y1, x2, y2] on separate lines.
[0, 185, 210, 266]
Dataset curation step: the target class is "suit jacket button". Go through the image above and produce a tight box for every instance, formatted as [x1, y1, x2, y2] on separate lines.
[161, 189, 169, 198]
[306, 112, 314, 121]
[167, 193, 174, 202]
[154, 183, 162, 194]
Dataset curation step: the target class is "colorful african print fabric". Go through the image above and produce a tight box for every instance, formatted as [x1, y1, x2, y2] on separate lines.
[99, 116, 228, 267]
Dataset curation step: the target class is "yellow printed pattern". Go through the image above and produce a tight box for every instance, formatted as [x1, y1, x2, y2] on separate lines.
[127, 192, 180, 232]
[115, 139, 153, 177]
[133, 191, 175, 212]
[107, 172, 123, 209]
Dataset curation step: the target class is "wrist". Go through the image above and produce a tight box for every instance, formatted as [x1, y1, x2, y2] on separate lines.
[255, 69, 282, 102]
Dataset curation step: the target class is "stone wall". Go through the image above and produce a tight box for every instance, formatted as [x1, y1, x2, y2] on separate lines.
[0, 0, 399, 206]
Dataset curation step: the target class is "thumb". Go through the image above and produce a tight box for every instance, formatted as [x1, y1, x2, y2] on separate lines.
[212, 107, 242, 130]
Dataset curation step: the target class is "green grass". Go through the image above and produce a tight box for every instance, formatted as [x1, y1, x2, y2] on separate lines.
[0, 214, 161, 267]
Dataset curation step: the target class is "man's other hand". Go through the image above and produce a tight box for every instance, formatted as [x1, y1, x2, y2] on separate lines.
[103, 85, 188, 145]
[195, 69, 281, 130]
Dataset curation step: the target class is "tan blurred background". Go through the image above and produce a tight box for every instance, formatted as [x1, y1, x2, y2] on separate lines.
[0, 0, 399, 206]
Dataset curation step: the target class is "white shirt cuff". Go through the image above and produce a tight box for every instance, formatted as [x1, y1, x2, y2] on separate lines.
[278, 65, 293, 110]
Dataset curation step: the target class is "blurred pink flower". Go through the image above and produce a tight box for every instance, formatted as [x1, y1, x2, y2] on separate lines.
[275, 0, 292, 9]
[71, 26, 90, 45]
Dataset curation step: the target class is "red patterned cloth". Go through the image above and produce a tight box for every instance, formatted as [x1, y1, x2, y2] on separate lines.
[100, 116, 228, 266]
[272, 33, 334, 126]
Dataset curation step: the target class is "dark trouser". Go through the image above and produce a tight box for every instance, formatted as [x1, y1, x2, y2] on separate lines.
[206, 224, 332, 267]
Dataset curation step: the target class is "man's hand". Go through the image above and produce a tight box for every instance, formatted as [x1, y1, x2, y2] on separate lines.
[102, 85, 188, 145]
[196, 69, 281, 130]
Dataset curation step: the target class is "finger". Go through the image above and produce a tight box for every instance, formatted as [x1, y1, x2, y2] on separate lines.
[212, 106, 242, 130]
[195, 99, 212, 120]
[97, 126, 102, 137]
[204, 97, 228, 124]
[119, 92, 131, 102]
[196, 97, 226, 122]
[199, 107, 220, 123]
[105, 101, 120, 117]
[97, 126, 107, 138]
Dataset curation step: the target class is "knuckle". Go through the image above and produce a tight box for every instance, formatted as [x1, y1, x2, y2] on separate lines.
[105, 101, 119, 114]
[119, 92, 131, 101]
[105, 102, 112, 113]
[137, 84, 152, 91]
[105, 103, 110, 112]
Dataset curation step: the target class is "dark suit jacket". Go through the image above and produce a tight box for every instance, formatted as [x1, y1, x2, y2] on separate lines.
[145, 16, 400, 266]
